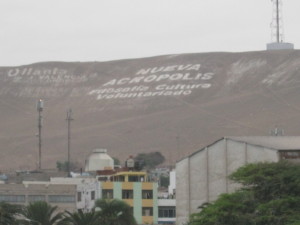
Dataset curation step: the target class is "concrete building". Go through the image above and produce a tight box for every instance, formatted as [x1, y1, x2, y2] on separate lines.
[158, 198, 176, 225]
[156, 169, 176, 225]
[0, 177, 99, 212]
[176, 136, 300, 225]
[168, 170, 176, 197]
[99, 171, 158, 224]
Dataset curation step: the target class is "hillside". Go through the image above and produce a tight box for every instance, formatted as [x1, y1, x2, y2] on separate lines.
[1, 50, 300, 170]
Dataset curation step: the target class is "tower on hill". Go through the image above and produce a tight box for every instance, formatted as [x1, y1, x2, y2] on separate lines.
[266, 0, 294, 50]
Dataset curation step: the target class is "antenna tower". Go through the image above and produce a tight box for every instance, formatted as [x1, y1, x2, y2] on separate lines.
[66, 108, 74, 177]
[266, 0, 294, 50]
[37, 99, 44, 170]
[271, 0, 284, 43]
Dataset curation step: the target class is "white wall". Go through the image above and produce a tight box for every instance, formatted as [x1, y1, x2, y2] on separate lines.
[176, 158, 190, 225]
[176, 138, 281, 225]
[168, 170, 176, 196]
[189, 148, 208, 214]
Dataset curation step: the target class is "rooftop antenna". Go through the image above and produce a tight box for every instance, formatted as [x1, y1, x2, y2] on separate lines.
[267, 0, 294, 50]
[272, 0, 283, 43]
[270, 126, 284, 136]
[36, 99, 44, 170]
[66, 108, 74, 177]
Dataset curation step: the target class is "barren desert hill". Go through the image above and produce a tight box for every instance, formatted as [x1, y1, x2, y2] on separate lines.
[1, 50, 300, 170]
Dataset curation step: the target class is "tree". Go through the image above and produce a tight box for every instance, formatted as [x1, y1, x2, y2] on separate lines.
[20, 201, 64, 225]
[134, 152, 165, 169]
[61, 209, 99, 225]
[189, 161, 300, 225]
[112, 157, 120, 167]
[159, 175, 170, 188]
[0, 201, 22, 225]
[56, 161, 80, 172]
[94, 199, 137, 225]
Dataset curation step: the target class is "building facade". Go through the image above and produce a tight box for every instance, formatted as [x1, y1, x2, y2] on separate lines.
[99, 171, 158, 224]
[176, 136, 300, 225]
[158, 198, 176, 224]
[0, 177, 98, 212]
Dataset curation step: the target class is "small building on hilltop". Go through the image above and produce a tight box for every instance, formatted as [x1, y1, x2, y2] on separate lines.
[176, 136, 300, 225]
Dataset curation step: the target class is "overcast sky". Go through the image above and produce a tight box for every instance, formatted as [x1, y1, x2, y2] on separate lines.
[0, 0, 299, 66]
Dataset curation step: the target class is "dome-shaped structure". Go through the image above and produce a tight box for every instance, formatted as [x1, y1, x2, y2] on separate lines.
[85, 149, 114, 172]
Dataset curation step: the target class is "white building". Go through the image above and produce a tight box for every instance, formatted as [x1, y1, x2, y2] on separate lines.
[0, 177, 99, 212]
[158, 198, 176, 225]
[176, 136, 300, 225]
[168, 170, 176, 196]
[85, 149, 114, 172]
[49, 177, 100, 211]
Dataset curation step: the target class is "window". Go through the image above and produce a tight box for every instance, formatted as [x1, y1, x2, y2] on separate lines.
[159, 206, 176, 218]
[98, 177, 108, 181]
[102, 190, 113, 199]
[122, 190, 133, 199]
[112, 175, 125, 182]
[0, 195, 25, 203]
[280, 151, 300, 159]
[128, 176, 139, 182]
[142, 207, 153, 216]
[48, 195, 75, 203]
[91, 191, 95, 200]
[77, 192, 82, 202]
[28, 195, 45, 202]
[142, 190, 153, 199]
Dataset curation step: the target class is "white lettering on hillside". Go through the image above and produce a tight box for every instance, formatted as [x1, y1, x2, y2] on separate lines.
[135, 64, 201, 75]
[102, 72, 214, 86]
[89, 64, 215, 100]
[5, 67, 93, 84]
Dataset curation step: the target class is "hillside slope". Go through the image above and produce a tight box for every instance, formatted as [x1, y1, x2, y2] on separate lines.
[1, 50, 300, 170]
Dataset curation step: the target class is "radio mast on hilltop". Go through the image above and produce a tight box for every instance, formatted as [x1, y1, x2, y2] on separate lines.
[271, 0, 283, 43]
[266, 0, 294, 50]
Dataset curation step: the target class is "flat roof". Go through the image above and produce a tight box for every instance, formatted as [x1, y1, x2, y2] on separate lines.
[178, 136, 300, 164]
[227, 136, 300, 150]
[113, 171, 147, 176]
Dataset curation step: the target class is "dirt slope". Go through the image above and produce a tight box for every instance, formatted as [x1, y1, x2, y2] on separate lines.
[1, 50, 300, 170]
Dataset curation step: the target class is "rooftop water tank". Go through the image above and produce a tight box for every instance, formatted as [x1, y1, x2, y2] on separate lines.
[85, 149, 114, 172]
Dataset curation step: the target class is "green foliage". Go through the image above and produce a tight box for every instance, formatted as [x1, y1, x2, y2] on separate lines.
[0, 201, 22, 225]
[94, 198, 137, 225]
[56, 161, 80, 172]
[61, 209, 99, 225]
[20, 201, 64, 225]
[190, 191, 257, 225]
[134, 152, 165, 169]
[159, 175, 170, 188]
[189, 161, 300, 225]
[230, 161, 300, 201]
[112, 157, 120, 166]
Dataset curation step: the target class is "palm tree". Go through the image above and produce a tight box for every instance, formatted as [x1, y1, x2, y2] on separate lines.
[20, 201, 64, 225]
[61, 209, 99, 225]
[94, 199, 137, 225]
[0, 201, 22, 225]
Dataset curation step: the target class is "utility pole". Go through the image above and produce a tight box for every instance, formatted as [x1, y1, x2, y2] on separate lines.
[66, 109, 74, 177]
[37, 99, 44, 170]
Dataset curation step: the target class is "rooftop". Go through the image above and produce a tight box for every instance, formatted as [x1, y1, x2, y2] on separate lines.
[228, 136, 300, 151]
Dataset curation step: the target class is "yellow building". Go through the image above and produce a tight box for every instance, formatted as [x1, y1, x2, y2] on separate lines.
[99, 171, 158, 224]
